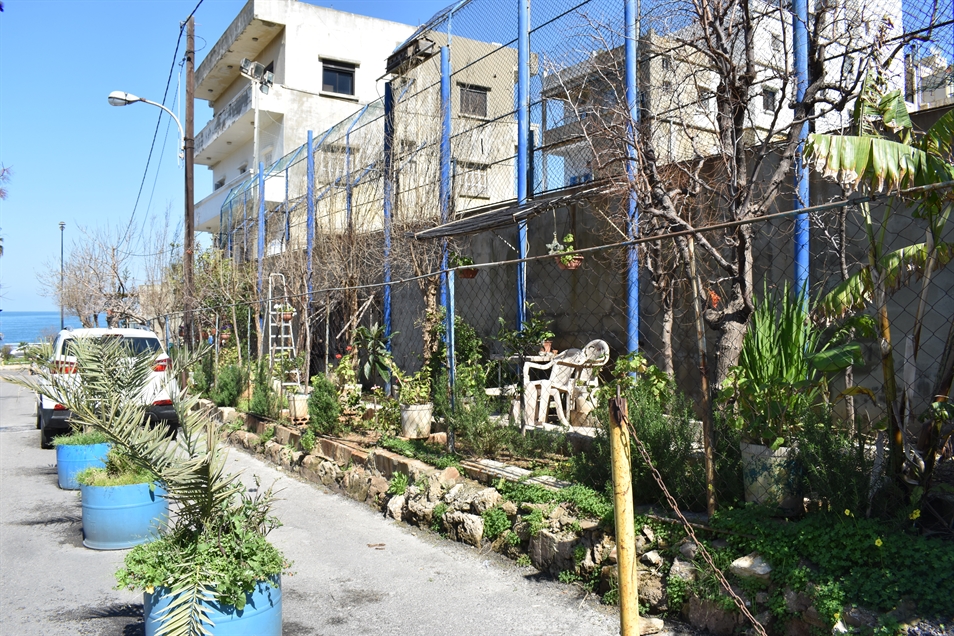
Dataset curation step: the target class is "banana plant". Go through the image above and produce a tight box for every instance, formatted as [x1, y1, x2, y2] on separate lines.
[806, 69, 954, 483]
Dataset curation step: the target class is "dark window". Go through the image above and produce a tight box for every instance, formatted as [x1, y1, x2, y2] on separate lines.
[762, 87, 778, 112]
[214, 177, 226, 190]
[460, 85, 489, 117]
[323, 61, 355, 95]
[661, 56, 672, 70]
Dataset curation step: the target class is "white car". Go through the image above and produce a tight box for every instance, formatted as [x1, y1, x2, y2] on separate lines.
[35, 327, 178, 448]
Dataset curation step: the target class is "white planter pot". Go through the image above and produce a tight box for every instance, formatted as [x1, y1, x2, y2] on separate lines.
[288, 394, 309, 420]
[740, 442, 801, 512]
[400, 403, 433, 439]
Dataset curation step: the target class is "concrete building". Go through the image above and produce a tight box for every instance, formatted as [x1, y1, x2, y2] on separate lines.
[192, 0, 415, 235]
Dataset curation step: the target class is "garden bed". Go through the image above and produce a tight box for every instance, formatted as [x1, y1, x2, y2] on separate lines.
[211, 403, 953, 636]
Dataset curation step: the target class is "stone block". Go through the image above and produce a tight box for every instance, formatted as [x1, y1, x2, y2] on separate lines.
[469, 487, 502, 514]
[387, 495, 406, 522]
[445, 511, 484, 547]
[343, 468, 371, 502]
[529, 529, 576, 575]
[729, 552, 772, 582]
[684, 596, 741, 636]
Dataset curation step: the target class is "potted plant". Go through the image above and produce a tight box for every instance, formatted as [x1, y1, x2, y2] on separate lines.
[548, 233, 584, 270]
[21, 337, 289, 635]
[496, 303, 556, 357]
[53, 430, 111, 490]
[392, 367, 432, 438]
[719, 284, 861, 512]
[77, 447, 168, 550]
[276, 303, 295, 322]
[28, 340, 113, 487]
[449, 252, 479, 278]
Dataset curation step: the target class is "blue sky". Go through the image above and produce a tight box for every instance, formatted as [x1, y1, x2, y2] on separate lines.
[0, 0, 452, 312]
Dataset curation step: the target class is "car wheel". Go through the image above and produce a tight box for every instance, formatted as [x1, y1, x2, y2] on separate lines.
[40, 425, 54, 450]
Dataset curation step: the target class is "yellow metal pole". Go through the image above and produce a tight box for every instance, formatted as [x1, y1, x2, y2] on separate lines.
[610, 392, 639, 635]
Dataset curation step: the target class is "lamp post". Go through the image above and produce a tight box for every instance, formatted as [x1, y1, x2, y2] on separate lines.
[59, 222, 65, 330]
[107, 20, 195, 346]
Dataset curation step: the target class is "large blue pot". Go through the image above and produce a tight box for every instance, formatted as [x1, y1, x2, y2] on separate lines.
[80, 482, 168, 550]
[56, 443, 110, 490]
[144, 575, 282, 636]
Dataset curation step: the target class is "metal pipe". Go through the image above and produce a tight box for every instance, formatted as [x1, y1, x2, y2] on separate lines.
[625, 0, 640, 354]
[257, 163, 266, 342]
[793, 0, 810, 298]
[383, 82, 395, 395]
[59, 221, 65, 330]
[307, 130, 315, 302]
[516, 0, 530, 329]
[440, 46, 452, 310]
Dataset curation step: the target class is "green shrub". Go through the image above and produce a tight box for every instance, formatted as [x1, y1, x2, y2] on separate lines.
[192, 352, 215, 398]
[431, 502, 448, 532]
[713, 507, 954, 619]
[388, 472, 409, 496]
[210, 364, 247, 407]
[249, 361, 280, 419]
[308, 373, 341, 435]
[52, 430, 110, 446]
[481, 506, 511, 541]
[299, 428, 316, 454]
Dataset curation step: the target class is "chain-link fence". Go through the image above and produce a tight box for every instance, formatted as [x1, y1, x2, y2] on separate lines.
[143, 1, 954, 626]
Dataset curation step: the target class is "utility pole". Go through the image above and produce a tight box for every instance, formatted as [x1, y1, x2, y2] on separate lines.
[184, 16, 195, 346]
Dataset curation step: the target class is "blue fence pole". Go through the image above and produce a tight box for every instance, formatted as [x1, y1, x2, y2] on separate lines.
[383, 82, 395, 395]
[307, 130, 315, 302]
[516, 0, 530, 329]
[625, 0, 640, 354]
[440, 46, 452, 310]
[793, 0, 810, 298]
[440, 45, 455, 400]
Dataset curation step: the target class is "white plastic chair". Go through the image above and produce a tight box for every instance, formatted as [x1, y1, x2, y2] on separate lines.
[522, 339, 610, 428]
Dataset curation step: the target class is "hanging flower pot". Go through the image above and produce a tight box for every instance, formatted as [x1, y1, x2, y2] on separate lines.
[556, 255, 584, 270]
[459, 267, 479, 279]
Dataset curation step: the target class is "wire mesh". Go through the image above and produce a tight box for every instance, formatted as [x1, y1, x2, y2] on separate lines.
[141, 0, 954, 627]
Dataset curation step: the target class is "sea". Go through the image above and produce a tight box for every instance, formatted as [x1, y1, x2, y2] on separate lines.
[0, 311, 104, 346]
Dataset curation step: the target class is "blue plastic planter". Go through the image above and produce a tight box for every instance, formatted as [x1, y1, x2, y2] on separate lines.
[56, 443, 110, 490]
[80, 482, 168, 550]
[144, 575, 282, 636]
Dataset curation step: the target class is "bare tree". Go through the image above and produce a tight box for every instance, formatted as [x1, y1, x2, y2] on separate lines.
[543, 0, 910, 386]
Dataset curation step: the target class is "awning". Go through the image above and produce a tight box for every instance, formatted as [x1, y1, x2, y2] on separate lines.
[412, 181, 611, 240]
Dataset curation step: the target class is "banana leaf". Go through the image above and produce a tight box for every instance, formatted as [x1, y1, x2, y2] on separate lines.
[817, 242, 954, 321]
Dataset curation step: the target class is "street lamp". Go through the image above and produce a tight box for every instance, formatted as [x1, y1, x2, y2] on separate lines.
[108, 91, 185, 160]
[59, 222, 65, 330]
[107, 24, 195, 346]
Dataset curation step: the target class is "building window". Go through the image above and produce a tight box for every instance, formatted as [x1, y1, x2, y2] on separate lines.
[214, 177, 226, 191]
[661, 81, 673, 93]
[460, 84, 489, 118]
[458, 162, 489, 198]
[771, 34, 783, 53]
[238, 162, 248, 175]
[322, 60, 355, 96]
[661, 55, 672, 71]
[762, 87, 778, 112]
[569, 173, 593, 186]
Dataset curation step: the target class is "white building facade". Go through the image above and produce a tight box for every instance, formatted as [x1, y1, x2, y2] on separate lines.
[192, 0, 415, 234]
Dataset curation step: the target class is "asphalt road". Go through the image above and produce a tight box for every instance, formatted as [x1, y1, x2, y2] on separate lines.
[0, 369, 621, 636]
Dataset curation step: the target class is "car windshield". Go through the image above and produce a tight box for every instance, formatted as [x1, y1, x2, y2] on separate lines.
[63, 336, 162, 357]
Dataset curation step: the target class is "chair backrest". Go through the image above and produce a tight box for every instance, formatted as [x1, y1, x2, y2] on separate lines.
[575, 339, 610, 385]
[549, 349, 582, 389]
